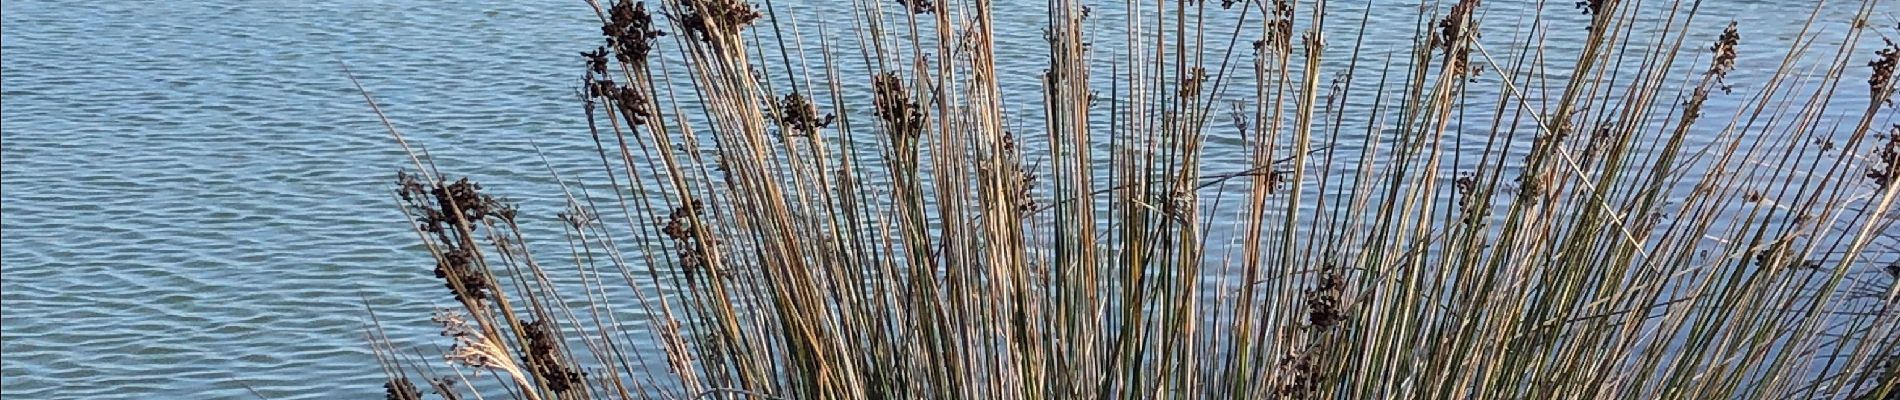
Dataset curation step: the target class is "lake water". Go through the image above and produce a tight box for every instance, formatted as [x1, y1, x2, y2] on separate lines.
[0, 0, 1886, 398]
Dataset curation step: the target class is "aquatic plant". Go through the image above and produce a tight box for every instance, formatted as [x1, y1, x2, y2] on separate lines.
[358, 0, 1900, 398]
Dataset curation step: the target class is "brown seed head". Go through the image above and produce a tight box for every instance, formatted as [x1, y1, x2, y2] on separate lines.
[679, 0, 761, 45]
[872, 72, 925, 142]
[384, 377, 421, 400]
[603, 1, 666, 64]
[1869, 39, 1898, 105]
[1708, 22, 1740, 92]
[896, 0, 935, 14]
[775, 92, 835, 136]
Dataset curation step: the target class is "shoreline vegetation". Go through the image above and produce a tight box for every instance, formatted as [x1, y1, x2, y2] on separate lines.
[357, 0, 1898, 398]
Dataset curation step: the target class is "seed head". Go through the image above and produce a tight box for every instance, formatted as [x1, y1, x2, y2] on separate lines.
[384, 377, 421, 400]
[1869, 39, 1898, 105]
[774, 92, 835, 136]
[1708, 22, 1740, 93]
[603, 1, 666, 64]
[896, 0, 935, 14]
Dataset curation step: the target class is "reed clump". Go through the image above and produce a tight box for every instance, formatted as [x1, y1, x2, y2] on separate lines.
[357, 0, 1900, 398]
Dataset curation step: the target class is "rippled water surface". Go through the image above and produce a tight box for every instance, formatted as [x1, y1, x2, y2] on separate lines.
[0, 0, 1884, 398]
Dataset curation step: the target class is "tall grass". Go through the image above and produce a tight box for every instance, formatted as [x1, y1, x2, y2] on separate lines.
[358, 0, 1899, 398]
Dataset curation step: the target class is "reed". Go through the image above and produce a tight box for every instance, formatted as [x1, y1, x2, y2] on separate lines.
[357, 0, 1900, 398]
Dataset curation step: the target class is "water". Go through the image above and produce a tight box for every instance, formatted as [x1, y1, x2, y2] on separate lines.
[0, 1, 1885, 398]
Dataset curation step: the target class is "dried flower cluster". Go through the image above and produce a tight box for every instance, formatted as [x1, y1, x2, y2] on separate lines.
[523, 319, 585, 394]
[1871, 39, 1898, 105]
[1754, 237, 1795, 269]
[434, 309, 507, 371]
[1306, 269, 1345, 329]
[1574, 0, 1606, 15]
[1276, 350, 1318, 397]
[603, 1, 666, 65]
[427, 377, 463, 400]
[1164, 185, 1195, 220]
[678, 0, 762, 45]
[1709, 22, 1740, 93]
[1677, 22, 1743, 122]
[384, 377, 421, 400]
[397, 174, 516, 224]
[1578, 126, 1610, 164]
[872, 72, 925, 144]
[1256, 0, 1295, 56]
[582, 49, 656, 128]
[1438, 0, 1480, 77]
[1228, 102, 1251, 137]
[896, 0, 935, 15]
[1514, 171, 1546, 203]
[1870, 124, 1899, 189]
[582, 47, 610, 76]
[1455, 171, 1484, 225]
[1001, 131, 1037, 213]
[398, 173, 513, 304]
[661, 200, 712, 274]
[775, 92, 835, 136]
[1179, 67, 1207, 100]
[433, 245, 491, 304]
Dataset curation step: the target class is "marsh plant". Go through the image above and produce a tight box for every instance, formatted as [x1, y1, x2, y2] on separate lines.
[359, 0, 1900, 398]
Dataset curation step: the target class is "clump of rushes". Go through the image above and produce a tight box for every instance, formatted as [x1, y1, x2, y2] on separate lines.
[355, 0, 1900, 399]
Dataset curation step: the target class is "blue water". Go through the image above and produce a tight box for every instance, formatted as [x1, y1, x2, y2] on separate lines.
[1, 0, 1886, 398]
